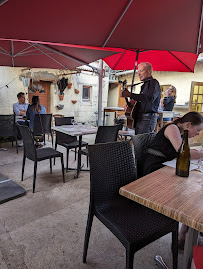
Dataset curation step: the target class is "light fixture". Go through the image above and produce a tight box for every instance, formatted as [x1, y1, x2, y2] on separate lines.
[0, 0, 8, 7]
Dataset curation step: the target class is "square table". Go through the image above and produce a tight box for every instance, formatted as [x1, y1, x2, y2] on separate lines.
[120, 166, 203, 269]
[52, 125, 98, 178]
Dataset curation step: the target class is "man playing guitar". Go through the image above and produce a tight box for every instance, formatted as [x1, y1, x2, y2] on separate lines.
[121, 62, 161, 135]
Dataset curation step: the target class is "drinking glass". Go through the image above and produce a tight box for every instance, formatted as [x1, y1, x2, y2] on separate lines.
[71, 119, 75, 127]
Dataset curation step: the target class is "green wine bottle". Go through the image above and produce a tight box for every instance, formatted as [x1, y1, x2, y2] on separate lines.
[176, 129, 190, 177]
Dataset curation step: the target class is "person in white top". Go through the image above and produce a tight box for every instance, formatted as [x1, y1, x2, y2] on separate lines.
[13, 92, 29, 146]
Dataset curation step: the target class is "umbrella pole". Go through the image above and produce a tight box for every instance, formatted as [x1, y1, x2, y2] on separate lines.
[98, 59, 103, 126]
[131, 49, 140, 93]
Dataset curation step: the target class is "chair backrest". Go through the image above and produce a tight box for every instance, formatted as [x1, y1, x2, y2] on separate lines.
[33, 114, 52, 135]
[95, 125, 120, 144]
[55, 117, 76, 144]
[0, 114, 15, 137]
[18, 125, 36, 161]
[132, 132, 155, 178]
[88, 141, 137, 207]
[55, 116, 74, 126]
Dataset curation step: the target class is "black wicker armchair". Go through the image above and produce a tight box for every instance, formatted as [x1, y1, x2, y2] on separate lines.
[76, 125, 120, 178]
[132, 132, 155, 178]
[19, 125, 65, 193]
[83, 141, 178, 269]
[33, 114, 53, 147]
[0, 114, 18, 153]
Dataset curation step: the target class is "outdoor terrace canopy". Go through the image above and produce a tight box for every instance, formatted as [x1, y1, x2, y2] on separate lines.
[0, 0, 202, 54]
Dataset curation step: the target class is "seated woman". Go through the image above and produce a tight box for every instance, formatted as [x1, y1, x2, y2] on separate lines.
[144, 111, 203, 174]
[143, 111, 203, 252]
[26, 95, 46, 130]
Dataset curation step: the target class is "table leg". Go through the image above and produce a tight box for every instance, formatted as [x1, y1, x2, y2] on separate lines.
[103, 110, 106, 126]
[183, 228, 198, 269]
[74, 135, 82, 179]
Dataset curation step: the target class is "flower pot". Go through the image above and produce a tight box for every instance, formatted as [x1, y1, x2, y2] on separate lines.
[71, 100, 77, 104]
[59, 94, 64, 100]
[75, 89, 79, 94]
[68, 82, 72, 89]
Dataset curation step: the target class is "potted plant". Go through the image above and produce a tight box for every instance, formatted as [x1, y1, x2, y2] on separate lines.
[57, 77, 68, 100]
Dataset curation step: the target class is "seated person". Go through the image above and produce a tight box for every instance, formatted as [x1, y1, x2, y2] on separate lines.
[13, 92, 29, 146]
[143, 111, 203, 251]
[161, 85, 176, 121]
[26, 95, 46, 130]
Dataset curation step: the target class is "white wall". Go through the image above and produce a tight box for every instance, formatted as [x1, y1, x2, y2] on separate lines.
[0, 63, 110, 125]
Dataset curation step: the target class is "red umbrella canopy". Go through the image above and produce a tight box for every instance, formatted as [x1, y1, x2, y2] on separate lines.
[0, 0, 202, 54]
[103, 49, 198, 72]
[0, 39, 118, 69]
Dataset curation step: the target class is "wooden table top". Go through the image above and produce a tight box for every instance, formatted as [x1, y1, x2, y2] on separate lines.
[120, 166, 203, 233]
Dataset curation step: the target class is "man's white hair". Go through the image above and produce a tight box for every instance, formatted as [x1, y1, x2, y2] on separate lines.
[138, 62, 153, 73]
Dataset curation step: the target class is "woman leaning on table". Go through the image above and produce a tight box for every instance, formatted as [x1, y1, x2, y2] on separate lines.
[143, 111, 203, 264]
[143, 111, 203, 176]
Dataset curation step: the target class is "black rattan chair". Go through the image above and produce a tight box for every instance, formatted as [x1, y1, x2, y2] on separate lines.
[19, 125, 65, 193]
[55, 117, 88, 171]
[0, 114, 18, 153]
[33, 114, 53, 147]
[76, 125, 120, 177]
[83, 141, 178, 269]
[132, 132, 156, 178]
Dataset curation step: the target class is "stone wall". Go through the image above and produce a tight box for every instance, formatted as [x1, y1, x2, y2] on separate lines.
[0, 63, 110, 124]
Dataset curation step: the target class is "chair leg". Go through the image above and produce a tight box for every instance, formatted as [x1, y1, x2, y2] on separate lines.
[86, 156, 89, 168]
[21, 155, 26, 181]
[51, 132, 54, 148]
[86, 145, 89, 167]
[172, 223, 179, 269]
[15, 135, 18, 154]
[54, 143, 57, 165]
[50, 158, 52, 174]
[33, 161, 38, 193]
[75, 148, 77, 161]
[66, 149, 69, 172]
[43, 134, 46, 145]
[126, 246, 134, 269]
[61, 155, 65, 183]
[83, 209, 94, 263]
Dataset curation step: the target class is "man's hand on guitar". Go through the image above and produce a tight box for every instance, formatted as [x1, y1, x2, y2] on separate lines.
[120, 89, 131, 98]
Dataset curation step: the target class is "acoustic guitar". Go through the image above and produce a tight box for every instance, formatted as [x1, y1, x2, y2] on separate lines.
[119, 80, 137, 129]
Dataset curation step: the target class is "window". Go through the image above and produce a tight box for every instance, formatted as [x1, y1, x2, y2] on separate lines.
[82, 86, 91, 101]
[189, 82, 203, 113]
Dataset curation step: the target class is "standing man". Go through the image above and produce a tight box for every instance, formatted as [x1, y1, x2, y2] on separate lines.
[13, 92, 29, 146]
[121, 62, 161, 134]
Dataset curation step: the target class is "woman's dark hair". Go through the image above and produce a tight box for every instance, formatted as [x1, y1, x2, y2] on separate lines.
[174, 112, 203, 126]
[31, 95, 41, 113]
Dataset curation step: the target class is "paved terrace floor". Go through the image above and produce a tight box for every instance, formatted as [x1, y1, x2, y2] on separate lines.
[0, 135, 184, 269]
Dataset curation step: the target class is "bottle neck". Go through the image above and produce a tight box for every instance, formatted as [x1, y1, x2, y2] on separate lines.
[183, 129, 189, 141]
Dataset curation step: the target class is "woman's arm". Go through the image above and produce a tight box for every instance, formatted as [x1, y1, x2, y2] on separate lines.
[164, 124, 202, 159]
[164, 124, 182, 151]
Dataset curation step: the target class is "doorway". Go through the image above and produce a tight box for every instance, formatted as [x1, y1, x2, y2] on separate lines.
[28, 81, 50, 113]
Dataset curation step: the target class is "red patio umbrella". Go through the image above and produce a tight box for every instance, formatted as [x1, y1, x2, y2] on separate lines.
[0, 38, 118, 70]
[0, 0, 202, 54]
[103, 49, 198, 72]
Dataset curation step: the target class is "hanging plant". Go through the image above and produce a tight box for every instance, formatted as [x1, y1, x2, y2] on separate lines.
[57, 77, 68, 95]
